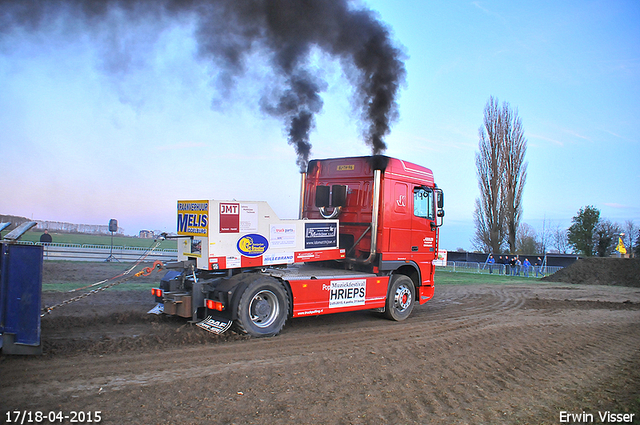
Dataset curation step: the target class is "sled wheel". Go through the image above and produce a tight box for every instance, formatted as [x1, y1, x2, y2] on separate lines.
[384, 274, 415, 321]
[234, 276, 288, 337]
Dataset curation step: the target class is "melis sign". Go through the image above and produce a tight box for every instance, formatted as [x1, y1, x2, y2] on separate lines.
[177, 200, 209, 236]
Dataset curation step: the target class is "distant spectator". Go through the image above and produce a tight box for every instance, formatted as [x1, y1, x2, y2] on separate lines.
[40, 229, 52, 244]
[535, 257, 544, 277]
[523, 258, 531, 278]
[487, 255, 495, 274]
[509, 256, 516, 276]
[515, 256, 522, 276]
[504, 256, 510, 275]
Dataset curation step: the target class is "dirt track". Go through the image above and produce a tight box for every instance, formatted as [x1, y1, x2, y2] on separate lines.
[1, 264, 639, 424]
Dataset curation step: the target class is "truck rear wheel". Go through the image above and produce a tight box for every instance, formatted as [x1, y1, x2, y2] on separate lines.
[233, 276, 289, 337]
[384, 274, 415, 321]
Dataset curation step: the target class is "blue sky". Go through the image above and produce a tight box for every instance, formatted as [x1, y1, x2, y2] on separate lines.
[1, 0, 639, 251]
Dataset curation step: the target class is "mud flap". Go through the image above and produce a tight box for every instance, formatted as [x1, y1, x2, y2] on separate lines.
[196, 316, 233, 334]
[147, 303, 164, 315]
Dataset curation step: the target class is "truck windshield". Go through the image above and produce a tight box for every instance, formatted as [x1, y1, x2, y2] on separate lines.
[414, 187, 434, 220]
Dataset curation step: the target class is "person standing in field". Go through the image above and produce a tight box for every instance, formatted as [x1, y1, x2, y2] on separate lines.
[40, 229, 52, 244]
[535, 257, 544, 277]
[523, 258, 531, 277]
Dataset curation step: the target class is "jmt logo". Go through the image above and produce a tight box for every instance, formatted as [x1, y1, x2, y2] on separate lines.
[220, 203, 240, 233]
[220, 204, 239, 215]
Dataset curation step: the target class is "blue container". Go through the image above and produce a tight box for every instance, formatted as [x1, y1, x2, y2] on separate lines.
[0, 243, 43, 355]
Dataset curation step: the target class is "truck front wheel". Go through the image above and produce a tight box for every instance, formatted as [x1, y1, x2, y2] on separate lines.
[384, 274, 415, 321]
[234, 276, 289, 337]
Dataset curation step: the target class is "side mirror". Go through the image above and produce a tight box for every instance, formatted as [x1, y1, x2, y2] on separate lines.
[437, 191, 444, 209]
[435, 188, 445, 227]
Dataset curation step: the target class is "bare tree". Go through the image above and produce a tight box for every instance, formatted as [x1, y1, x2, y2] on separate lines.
[552, 224, 570, 254]
[502, 102, 528, 253]
[473, 97, 506, 253]
[473, 96, 527, 254]
[536, 216, 552, 255]
[516, 222, 537, 254]
[623, 220, 636, 253]
[595, 219, 622, 257]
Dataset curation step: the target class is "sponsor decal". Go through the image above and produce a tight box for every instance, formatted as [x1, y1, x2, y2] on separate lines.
[220, 203, 259, 232]
[177, 200, 209, 236]
[297, 309, 324, 316]
[226, 255, 241, 268]
[295, 252, 317, 261]
[263, 252, 294, 265]
[294, 248, 344, 263]
[237, 234, 269, 257]
[270, 224, 297, 248]
[240, 204, 259, 231]
[305, 222, 337, 249]
[220, 202, 240, 233]
[323, 279, 366, 308]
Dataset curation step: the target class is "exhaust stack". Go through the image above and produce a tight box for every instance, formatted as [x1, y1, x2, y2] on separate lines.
[362, 168, 382, 264]
[345, 167, 381, 265]
[299, 171, 307, 220]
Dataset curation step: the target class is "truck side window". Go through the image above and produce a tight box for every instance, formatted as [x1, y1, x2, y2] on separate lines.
[414, 187, 434, 220]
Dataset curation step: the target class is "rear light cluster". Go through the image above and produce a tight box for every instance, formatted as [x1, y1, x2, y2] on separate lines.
[151, 288, 163, 297]
[206, 299, 225, 311]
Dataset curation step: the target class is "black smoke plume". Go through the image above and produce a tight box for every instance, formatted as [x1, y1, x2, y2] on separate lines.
[1, 0, 406, 170]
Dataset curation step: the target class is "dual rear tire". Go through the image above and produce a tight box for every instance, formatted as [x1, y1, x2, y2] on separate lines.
[233, 276, 289, 337]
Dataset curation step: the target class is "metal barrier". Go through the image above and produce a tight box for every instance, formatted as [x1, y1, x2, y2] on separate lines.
[437, 261, 562, 278]
[30, 242, 178, 262]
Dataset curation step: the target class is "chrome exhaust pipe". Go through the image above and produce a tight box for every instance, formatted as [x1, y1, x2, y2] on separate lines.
[346, 168, 381, 265]
[299, 171, 307, 220]
[363, 168, 382, 264]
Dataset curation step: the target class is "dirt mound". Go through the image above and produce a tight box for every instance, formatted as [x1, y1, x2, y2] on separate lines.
[542, 257, 640, 287]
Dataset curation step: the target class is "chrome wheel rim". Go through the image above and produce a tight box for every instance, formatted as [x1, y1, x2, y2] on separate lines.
[249, 290, 280, 328]
[394, 285, 412, 311]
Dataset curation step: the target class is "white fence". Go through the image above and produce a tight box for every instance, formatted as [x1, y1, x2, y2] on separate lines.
[36, 243, 178, 262]
[437, 261, 562, 278]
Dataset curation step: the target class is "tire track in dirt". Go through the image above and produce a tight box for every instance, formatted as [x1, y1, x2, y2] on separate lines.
[2, 284, 639, 424]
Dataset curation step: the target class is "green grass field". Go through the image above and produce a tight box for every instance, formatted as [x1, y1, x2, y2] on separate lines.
[20, 231, 178, 250]
[41, 265, 542, 293]
[434, 270, 541, 285]
[42, 281, 157, 292]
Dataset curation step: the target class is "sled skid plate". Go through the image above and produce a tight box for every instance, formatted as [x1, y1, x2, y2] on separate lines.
[148, 303, 164, 315]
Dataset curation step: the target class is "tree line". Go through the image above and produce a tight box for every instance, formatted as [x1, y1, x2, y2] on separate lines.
[507, 209, 638, 257]
[472, 97, 638, 257]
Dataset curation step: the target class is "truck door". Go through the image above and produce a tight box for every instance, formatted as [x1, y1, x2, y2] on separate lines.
[410, 187, 436, 285]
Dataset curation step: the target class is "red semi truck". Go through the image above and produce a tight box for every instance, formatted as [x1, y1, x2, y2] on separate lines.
[151, 155, 444, 337]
